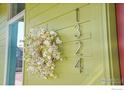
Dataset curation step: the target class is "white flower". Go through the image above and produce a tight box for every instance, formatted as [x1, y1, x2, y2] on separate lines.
[48, 47, 53, 53]
[52, 43, 58, 49]
[31, 51, 36, 56]
[52, 52, 57, 58]
[56, 37, 62, 44]
[60, 58, 63, 61]
[43, 40, 51, 46]
[40, 58, 45, 62]
[44, 77, 48, 79]
[41, 35, 47, 39]
[48, 60, 52, 63]
[51, 66, 54, 70]
[50, 31, 57, 36]
[47, 56, 52, 60]
[43, 51, 47, 57]
[46, 63, 51, 66]
[26, 28, 62, 79]
[40, 30, 45, 35]
[55, 54, 60, 60]
[46, 37, 51, 41]
[50, 73, 54, 77]
[37, 62, 41, 65]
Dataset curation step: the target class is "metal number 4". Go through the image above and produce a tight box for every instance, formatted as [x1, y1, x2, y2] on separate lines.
[75, 58, 83, 73]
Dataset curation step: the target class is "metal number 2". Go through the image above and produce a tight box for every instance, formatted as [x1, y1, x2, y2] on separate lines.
[75, 41, 81, 54]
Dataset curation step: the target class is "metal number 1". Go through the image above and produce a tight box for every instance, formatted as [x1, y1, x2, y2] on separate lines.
[75, 8, 81, 38]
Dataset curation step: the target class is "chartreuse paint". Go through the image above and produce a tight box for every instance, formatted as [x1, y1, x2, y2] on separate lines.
[24, 4, 121, 85]
[0, 3, 121, 85]
[0, 4, 8, 85]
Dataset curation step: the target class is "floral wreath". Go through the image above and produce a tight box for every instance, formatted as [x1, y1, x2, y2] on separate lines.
[25, 28, 62, 79]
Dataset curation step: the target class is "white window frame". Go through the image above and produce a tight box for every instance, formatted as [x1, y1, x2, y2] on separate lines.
[4, 4, 25, 85]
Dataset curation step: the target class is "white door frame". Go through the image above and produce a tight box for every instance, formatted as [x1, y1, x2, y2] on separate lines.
[3, 4, 25, 85]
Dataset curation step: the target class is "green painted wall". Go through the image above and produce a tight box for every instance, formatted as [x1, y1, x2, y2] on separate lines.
[0, 3, 120, 85]
[24, 3, 121, 85]
[0, 4, 8, 85]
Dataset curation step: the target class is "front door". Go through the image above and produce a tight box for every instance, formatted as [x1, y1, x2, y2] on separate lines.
[6, 19, 24, 85]
[6, 3, 25, 85]
[6, 21, 18, 85]
[116, 4, 124, 85]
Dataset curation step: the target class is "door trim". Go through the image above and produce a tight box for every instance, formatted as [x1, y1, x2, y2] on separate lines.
[4, 6, 25, 85]
[104, 4, 121, 85]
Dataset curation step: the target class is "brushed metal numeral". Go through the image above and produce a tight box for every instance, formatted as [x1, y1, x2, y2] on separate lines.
[75, 58, 83, 73]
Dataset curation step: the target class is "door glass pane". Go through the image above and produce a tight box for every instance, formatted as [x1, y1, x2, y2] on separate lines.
[15, 18, 24, 85]
[10, 3, 25, 18]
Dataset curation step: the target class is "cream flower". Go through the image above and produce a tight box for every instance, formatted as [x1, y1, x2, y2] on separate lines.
[56, 37, 62, 44]
[43, 51, 47, 57]
[40, 29, 46, 35]
[25, 28, 62, 79]
[47, 56, 52, 60]
[43, 40, 51, 46]
[50, 31, 57, 36]
[48, 47, 53, 53]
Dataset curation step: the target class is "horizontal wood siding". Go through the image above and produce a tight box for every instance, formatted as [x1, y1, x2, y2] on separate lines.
[24, 3, 120, 85]
[0, 4, 8, 85]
